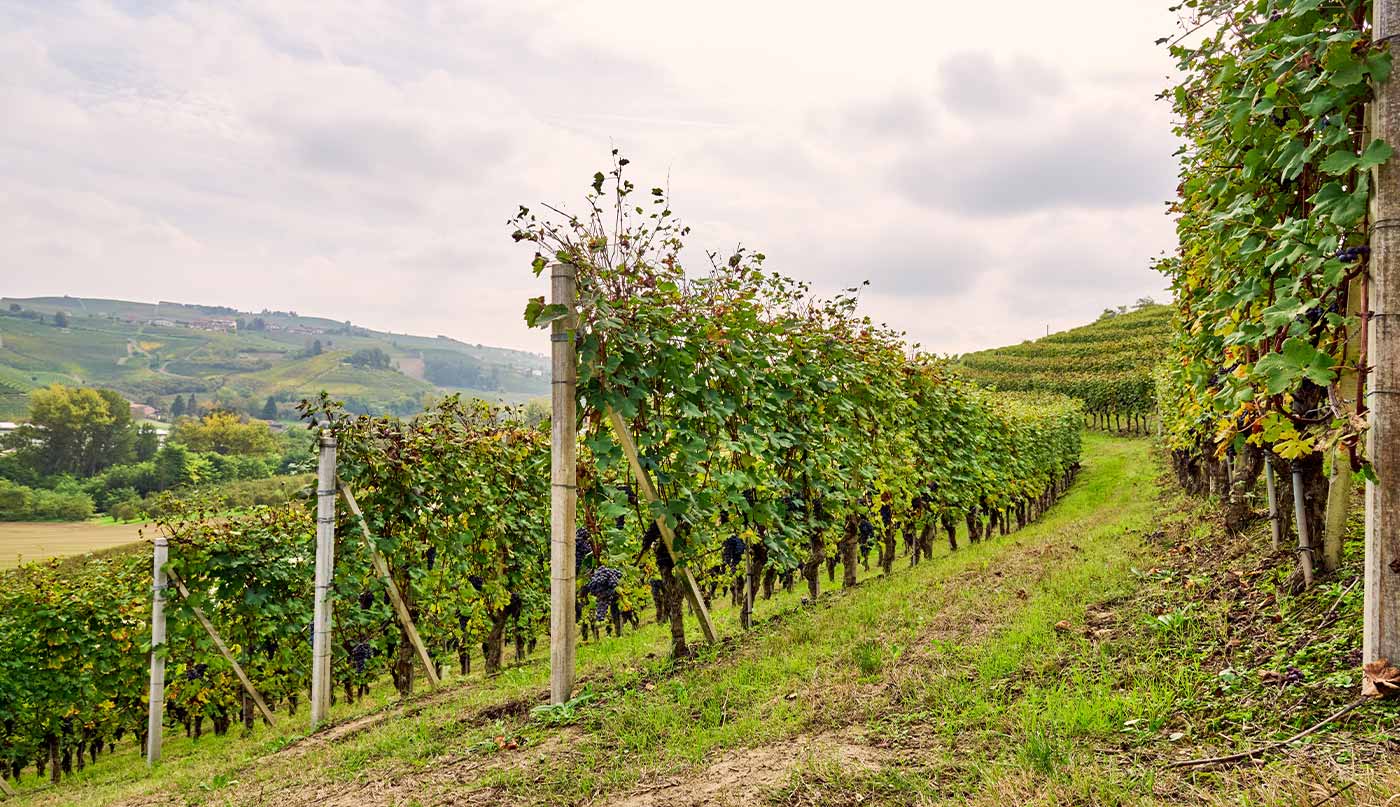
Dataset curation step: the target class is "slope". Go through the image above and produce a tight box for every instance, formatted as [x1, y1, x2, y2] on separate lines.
[10, 434, 1157, 806]
[0, 296, 548, 418]
[958, 304, 1172, 432]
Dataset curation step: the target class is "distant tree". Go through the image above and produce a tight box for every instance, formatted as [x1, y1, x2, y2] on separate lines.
[170, 395, 186, 418]
[170, 410, 278, 455]
[52, 311, 68, 328]
[261, 396, 278, 420]
[251, 317, 267, 331]
[1134, 296, 1157, 309]
[186, 393, 199, 414]
[1099, 308, 1118, 320]
[7, 303, 19, 312]
[308, 339, 323, 356]
[6, 385, 135, 476]
[134, 423, 160, 461]
[347, 347, 391, 370]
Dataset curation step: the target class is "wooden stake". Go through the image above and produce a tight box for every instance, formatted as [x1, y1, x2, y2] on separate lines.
[549, 263, 578, 705]
[0, 776, 15, 797]
[166, 571, 278, 726]
[1368, 0, 1400, 667]
[311, 433, 337, 729]
[145, 535, 168, 766]
[1293, 468, 1315, 589]
[337, 480, 441, 689]
[605, 406, 718, 644]
[1265, 456, 1282, 551]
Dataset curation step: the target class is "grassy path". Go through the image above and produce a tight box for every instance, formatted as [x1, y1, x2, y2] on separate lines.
[23, 433, 1163, 806]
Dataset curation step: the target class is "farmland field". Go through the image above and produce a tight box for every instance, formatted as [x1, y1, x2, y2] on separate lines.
[0, 521, 146, 569]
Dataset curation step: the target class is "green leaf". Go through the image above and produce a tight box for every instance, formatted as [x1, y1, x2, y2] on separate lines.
[1318, 150, 1359, 175]
[1357, 139, 1394, 172]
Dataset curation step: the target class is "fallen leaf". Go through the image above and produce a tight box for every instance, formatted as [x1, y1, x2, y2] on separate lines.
[1168, 732, 1185, 741]
[1364, 658, 1400, 699]
[1053, 620, 1073, 633]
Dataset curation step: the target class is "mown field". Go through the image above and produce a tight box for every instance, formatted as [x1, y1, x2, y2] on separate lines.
[0, 521, 146, 569]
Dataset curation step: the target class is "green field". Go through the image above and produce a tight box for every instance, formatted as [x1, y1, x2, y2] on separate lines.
[0, 296, 549, 418]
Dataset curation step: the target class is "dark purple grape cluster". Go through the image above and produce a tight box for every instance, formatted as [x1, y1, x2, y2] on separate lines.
[575, 527, 593, 572]
[426, 546, 437, 571]
[858, 516, 875, 546]
[722, 535, 746, 569]
[350, 641, 372, 674]
[1336, 245, 1370, 264]
[359, 590, 375, 610]
[584, 566, 624, 621]
[879, 503, 893, 528]
[304, 621, 314, 645]
[183, 662, 208, 681]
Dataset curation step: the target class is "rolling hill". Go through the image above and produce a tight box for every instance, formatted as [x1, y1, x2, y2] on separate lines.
[0, 296, 548, 420]
[957, 304, 1172, 431]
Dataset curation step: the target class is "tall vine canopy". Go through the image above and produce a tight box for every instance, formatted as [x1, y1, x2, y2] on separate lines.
[510, 154, 1085, 656]
[1157, 0, 1388, 470]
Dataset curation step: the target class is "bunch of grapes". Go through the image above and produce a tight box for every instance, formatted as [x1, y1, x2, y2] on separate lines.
[359, 590, 375, 610]
[722, 535, 747, 569]
[858, 517, 875, 550]
[1336, 245, 1370, 264]
[426, 545, 437, 570]
[349, 641, 373, 674]
[184, 662, 208, 681]
[584, 566, 624, 621]
[575, 527, 594, 572]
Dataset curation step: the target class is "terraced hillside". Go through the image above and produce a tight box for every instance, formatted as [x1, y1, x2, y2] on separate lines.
[958, 305, 1171, 432]
[0, 297, 548, 419]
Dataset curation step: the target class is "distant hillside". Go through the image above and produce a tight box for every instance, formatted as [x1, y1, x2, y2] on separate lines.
[0, 296, 548, 420]
[957, 304, 1172, 431]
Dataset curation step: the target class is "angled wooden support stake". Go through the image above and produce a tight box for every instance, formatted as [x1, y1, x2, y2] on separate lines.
[166, 571, 277, 727]
[0, 771, 16, 797]
[337, 480, 442, 688]
[605, 406, 718, 644]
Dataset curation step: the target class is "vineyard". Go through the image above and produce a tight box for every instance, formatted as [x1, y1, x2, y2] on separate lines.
[0, 160, 1085, 796]
[17, 0, 1400, 800]
[957, 304, 1172, 434]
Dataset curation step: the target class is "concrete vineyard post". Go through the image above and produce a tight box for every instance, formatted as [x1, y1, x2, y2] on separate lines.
[1265, 456, 1281, 551]
[1292, 468, 1315, 589]
[311, 432, 337, 728]
[550, 263, 578, 705]
[145, 535, 168, 766]
[1368, 0, 1400, 666]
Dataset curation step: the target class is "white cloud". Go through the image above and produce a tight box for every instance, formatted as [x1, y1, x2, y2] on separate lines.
[1, 0, 1180, 354]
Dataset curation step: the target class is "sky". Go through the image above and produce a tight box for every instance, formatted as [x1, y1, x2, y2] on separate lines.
[1, 0, 1182, 356]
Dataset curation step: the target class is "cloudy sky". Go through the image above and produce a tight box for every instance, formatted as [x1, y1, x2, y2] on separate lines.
[2, 1, 1181, 355]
